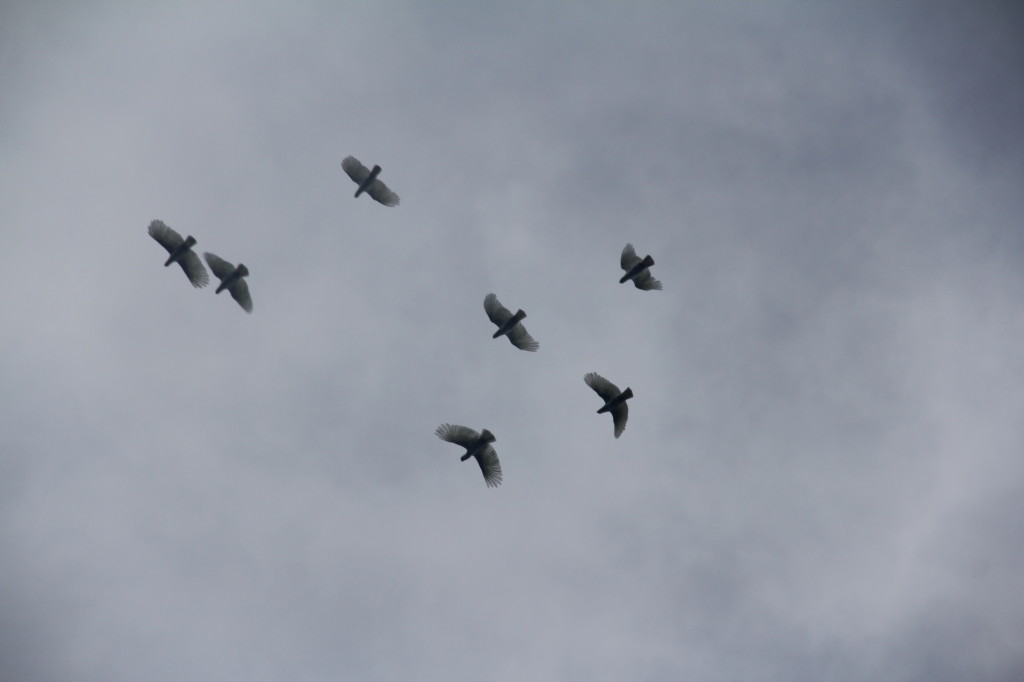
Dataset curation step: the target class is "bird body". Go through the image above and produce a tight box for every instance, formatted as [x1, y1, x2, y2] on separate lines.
[435, 423, 502, 488]
[355, 164, 382, 197]
[484, 293, 539, 352]
[163, 235, 196, 267]
[492, 309, 526, 339]
[596, 386, 633, 413]
[203, 252, 253, 313]
[584, 372, 632, 438]
[147, 220, 209, 288]
[341, 155, 400, 206]
[619, 243, 661, 290]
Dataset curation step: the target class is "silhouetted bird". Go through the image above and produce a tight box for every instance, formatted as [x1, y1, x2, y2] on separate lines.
[484, 293, 539, 352]
[148, 220, 209, 288]
[584, 372, 633, 438]
[203, 252, 253, 313]
[341, 156, 400, 206]
[620, 243, 661, 290]
[434, 423, 503, 488]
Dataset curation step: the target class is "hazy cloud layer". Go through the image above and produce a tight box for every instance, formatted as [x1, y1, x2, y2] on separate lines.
[2, 2, 1023, 681]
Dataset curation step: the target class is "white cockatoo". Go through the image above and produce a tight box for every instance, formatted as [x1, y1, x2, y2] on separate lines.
[341, 155, 400, 206]
[434, 423, 503, 488]
[203, 252, 253, 313]
[584, 372, 633, 438]
[147, 220, 209, 288]
[619, 243, 661, 290]
[484, 293, 539, 352]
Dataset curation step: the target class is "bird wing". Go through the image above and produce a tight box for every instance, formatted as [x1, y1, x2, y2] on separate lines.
[434, 423, 481, 448]
[178, 250, 210, 288]
[475, 445, 503, 488]
[620, 243, 641, 271]
[229, 279, 253, 313]
[341, 156, 371, 184]
[584, 372, 622, 402]
[148, 220, 184, 253]
[610, 403, 629, 438]
[632, 269, 663, 291]
[366, 179, 400, 207]
[203, 252, 236, 281]
[483, 293, 513, 326]
[506, 323, 539, 352]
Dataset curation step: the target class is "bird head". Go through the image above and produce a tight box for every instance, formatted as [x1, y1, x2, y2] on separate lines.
[236, 264, 250, 277]
[184, 235, 198, 248]
[480, 429, 496, 443]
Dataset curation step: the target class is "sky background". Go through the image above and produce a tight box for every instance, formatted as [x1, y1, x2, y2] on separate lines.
[2, 2, 1023, 680]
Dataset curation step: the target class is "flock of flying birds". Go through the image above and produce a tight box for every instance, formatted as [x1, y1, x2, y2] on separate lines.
[148, 155, 661, 488]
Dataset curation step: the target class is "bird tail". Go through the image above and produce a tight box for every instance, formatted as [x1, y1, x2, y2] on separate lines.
[641, 255, 654, 267]
[480, 429, 496, 443]
[513, 309, 527, 322]
[621, 387, 634, 401]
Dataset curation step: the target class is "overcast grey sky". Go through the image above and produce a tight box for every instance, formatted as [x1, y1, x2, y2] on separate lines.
[2, 2, 1023, 681]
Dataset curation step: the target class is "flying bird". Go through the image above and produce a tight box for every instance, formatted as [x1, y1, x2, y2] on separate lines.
[584, 372, 633, 438]
[620, 243, 662, 290]
[484, 293, 539, 352]
[203, 252, 253, 313]
[434, 423, 503, 488]
[341, 155, 400, 206]
[147, 220, 209, 288]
